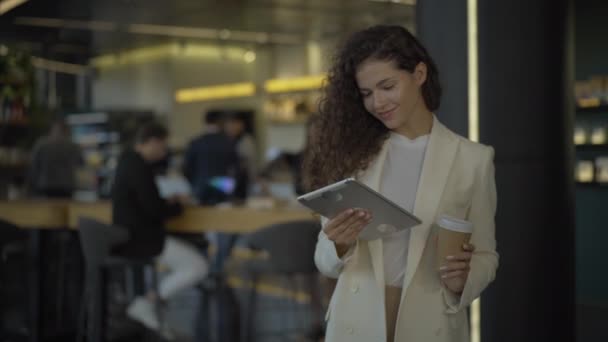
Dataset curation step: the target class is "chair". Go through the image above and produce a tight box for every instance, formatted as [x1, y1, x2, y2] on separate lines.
[195, 232, 240, 342]
[76, 217, 158, 342]
[234, 219, 323, 342]
[0, 219, 29, 341]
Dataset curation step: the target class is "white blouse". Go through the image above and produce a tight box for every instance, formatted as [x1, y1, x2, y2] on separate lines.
[379, 132, 429, 287]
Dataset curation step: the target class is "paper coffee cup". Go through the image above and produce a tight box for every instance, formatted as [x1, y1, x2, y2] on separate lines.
[436, 215, 473, 269]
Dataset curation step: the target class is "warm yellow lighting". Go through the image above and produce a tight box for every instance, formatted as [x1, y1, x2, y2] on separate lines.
[471, 298, 481, 342]
[90, 43, 250, 68]
[175, 82, 256, 103]
[119, 45, 169, 63]
[264, 74, 326, 93]
[578, 97, 601, 108]
[244, 51, 256, 63]
[90, 44, 172, 67]
[468, 0, 479, 143]
[128, 23, 216, 39]
[468, 0, 481, 340]
[0, 0, 29, 15]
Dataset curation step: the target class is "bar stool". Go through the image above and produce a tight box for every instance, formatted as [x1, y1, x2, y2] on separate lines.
[0, 219, 29, 341]
[76, 217, 158, 342]
[235, 220, 323, 342]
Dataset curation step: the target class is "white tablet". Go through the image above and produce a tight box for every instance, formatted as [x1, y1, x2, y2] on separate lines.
[297, 178, 422, 240]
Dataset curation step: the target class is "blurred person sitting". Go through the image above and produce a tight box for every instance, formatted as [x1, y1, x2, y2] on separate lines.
[111, 122, 208, 334]
[27, 118, 82, 198]
[224, 111, 257, 201]
[182, 111, 239, 205]
[258, 115, 317, 197]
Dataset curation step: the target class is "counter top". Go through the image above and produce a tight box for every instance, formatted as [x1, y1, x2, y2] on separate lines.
[0, 200, 315, 233]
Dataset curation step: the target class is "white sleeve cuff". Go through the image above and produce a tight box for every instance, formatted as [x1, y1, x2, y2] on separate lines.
[340, 244, 356, 264]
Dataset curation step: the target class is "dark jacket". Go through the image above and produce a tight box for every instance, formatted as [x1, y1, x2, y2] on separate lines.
[182, 132, 239, 205]
[111, 149, 182, 258]
[28, 135, 82, 195]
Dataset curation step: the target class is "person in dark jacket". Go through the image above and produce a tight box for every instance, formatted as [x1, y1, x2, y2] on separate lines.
[112, 122, 207, 334]
[182, 111, 239, 205]
[27, 118, 82, 198]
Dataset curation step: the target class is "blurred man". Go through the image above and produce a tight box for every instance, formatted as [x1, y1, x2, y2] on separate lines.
[182, 111, 239, 205]
[27, 118, 82, 198]
[224, 111, 257, 200]
[111, 122, 208, 335]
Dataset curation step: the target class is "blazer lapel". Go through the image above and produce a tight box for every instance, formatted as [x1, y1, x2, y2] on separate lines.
[357, 139, 390, 291]
[355, 118, 459, 299]
[401, 118, 459, 294]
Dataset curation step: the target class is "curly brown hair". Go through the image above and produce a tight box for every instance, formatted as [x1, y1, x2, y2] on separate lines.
[302, 25, 442, 191]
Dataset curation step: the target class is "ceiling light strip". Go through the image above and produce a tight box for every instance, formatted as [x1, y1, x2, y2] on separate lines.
[264, 75, 326, 93]
[31, 57, 89, 75]
[175, 82, 256, 103]
[0, 0, 29, 15]
[15, 16, 301, 44]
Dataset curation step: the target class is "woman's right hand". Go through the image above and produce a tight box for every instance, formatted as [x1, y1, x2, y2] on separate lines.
[324, 208, 372, 257]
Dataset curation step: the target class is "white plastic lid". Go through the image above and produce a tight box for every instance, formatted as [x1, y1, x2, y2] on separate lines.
[437, 215, 473, 233]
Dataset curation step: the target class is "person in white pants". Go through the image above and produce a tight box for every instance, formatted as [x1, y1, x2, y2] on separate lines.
[126, 236, 208, 332]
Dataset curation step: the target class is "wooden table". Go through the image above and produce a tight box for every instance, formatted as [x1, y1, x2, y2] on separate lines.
[67, 201, 315, 233]
[0, 200, 315, 233]
[0, 200, 69, 228]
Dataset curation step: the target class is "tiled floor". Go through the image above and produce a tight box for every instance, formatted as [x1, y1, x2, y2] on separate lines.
[163, 277, 323, 342]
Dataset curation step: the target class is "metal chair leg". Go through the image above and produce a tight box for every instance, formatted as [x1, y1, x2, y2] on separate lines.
[76, 280, 90, 342]
[149, 264, 165, 330]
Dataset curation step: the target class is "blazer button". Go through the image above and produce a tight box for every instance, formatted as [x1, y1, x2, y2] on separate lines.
[351, 284, 359, 293]
[347, 327, 354, 334]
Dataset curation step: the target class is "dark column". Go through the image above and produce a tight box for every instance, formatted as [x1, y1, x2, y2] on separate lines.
[477, 0, 575, 341]
[417, 0, 576, 341]
[416, 0, 469, 136]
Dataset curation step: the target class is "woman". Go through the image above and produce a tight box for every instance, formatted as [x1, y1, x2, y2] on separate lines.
[303, 25, 498, 342]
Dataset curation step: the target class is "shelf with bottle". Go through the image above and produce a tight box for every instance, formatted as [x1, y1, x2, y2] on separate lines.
[575, 157, 608, 188]
[576, 104, 608, 114]
[575, 75, 608, 115]
[574, 121, 608, 148]
[575, 144, 608, 152]
[576, 181, 608, 188]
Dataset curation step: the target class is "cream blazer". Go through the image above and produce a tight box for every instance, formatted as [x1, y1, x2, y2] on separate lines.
[315, 118, 498, 342]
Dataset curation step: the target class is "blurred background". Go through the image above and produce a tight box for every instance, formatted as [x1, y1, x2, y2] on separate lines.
[0, 0, 606, 341]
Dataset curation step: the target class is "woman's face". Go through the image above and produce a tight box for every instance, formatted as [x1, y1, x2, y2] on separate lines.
[355, 58, 427, 133]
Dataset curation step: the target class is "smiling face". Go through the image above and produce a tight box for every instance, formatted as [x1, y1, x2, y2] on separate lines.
[355, 58, 430, 136]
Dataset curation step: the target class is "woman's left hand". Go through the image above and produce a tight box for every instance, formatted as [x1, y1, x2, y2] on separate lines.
[439, 243, 475, 294]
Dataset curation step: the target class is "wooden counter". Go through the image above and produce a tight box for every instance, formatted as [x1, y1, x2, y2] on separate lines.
[0, 200, 69, 228]
[0, 200, 315, 234]
[166, 205, 316, 233]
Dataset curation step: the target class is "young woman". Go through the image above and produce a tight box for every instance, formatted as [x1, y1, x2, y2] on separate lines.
[303, 25, 498, 342]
